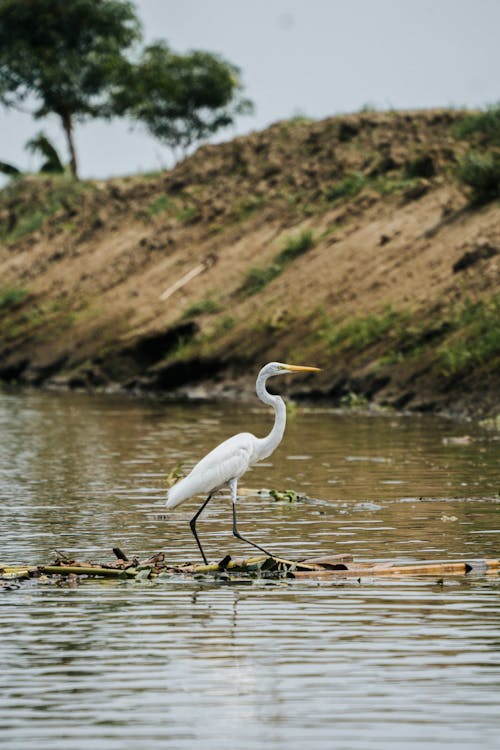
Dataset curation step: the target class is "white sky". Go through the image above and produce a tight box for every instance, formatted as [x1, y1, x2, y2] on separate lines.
[2, 0, 500, 179]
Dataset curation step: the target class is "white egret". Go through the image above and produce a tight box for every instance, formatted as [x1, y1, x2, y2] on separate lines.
[166, 361, 320, 563]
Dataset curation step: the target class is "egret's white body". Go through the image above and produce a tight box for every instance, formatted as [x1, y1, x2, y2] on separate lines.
[166, 361, 320, 562]
[166, 432, 262, 509]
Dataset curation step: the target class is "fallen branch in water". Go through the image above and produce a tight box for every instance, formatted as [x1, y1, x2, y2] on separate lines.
[0, 551, 498, 585]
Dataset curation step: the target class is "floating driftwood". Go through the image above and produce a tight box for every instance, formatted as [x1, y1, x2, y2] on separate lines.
[1, 549, 498, 585]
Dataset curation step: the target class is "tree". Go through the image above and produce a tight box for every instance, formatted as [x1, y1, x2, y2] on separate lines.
[0, 0, 140, 177]
[0, 131, 64, 177]
[25, 132, 65, 174]
[114, 41, 253, 157]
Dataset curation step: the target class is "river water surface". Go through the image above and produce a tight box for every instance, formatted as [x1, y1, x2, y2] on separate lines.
[0, 390, 499, 749]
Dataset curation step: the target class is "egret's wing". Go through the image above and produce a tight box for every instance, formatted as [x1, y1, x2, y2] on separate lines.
[166, 433, 256, 508]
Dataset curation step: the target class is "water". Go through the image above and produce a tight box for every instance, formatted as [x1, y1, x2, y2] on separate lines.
[0, 389, 499, 749]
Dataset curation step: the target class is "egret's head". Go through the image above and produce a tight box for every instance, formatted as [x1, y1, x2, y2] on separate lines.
[261, 361, 321, 378]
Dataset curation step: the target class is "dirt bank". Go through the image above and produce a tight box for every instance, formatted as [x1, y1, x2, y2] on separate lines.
[0, 109, 499, 417]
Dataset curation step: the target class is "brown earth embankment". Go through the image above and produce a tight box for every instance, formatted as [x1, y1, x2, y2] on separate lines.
[0, 109, 499, 418]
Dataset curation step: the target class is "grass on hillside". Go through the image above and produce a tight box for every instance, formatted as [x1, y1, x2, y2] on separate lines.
[320, 307, 411, 351]
[452, 104, 500, 204]
[439, 295, 500, 375]
[320, 296, 500, 378]
[452, 104, 500, 146]
[237, 230, 315, 297]
[0, 287, 29, 311]
[181, 297, 221, 319]
[455, 151, 500, 205]
[0, 174, 92, 245]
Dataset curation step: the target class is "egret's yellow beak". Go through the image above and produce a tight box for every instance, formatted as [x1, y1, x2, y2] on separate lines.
[283, 364, 321, 373]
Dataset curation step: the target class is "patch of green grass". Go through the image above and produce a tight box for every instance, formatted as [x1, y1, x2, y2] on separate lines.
[325, 172, 367, 202]
[319, 298, 499, 379]
[322, 307, 411, 351]
[140, 170, 163, 180]
[7, 212, 45, 243]
[237, 230, 316, 298]
[374, 176, 421, 196]
[3, 294, 81, 341]
[439, 296, 500, 375]
[276, 229, 315, 263]
[238, 264, 281, 297]
[0, 287, 29, 311]
[147, 194, 172, 216]
[182, 297, 221, 319]
[340, 391, 369, 409]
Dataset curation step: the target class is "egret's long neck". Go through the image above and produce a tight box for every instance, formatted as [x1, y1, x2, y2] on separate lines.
[255, 370, 287, 461]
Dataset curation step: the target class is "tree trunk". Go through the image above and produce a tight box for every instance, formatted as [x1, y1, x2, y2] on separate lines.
[60, 111, 78, 178]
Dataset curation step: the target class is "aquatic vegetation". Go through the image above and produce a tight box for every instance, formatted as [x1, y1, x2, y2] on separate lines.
[269, 489, 301, 503]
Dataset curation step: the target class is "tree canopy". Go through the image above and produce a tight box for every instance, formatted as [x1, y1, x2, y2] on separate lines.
[113, 41, 253, 156]
[0, 0, 253, 178]
[0, 0, 140, 176]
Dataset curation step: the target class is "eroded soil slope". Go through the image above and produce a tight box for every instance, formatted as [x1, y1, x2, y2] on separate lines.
[0, 109, 499, 416]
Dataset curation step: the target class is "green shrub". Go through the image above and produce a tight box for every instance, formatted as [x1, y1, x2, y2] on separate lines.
[455, 150, 500, 204]
[277, 229, 315, 264]
[453, 104, 500, 146]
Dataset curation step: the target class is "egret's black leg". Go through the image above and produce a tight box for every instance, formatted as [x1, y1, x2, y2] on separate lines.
[232, 502, 275, 558]
[189, 494, 213, 564]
